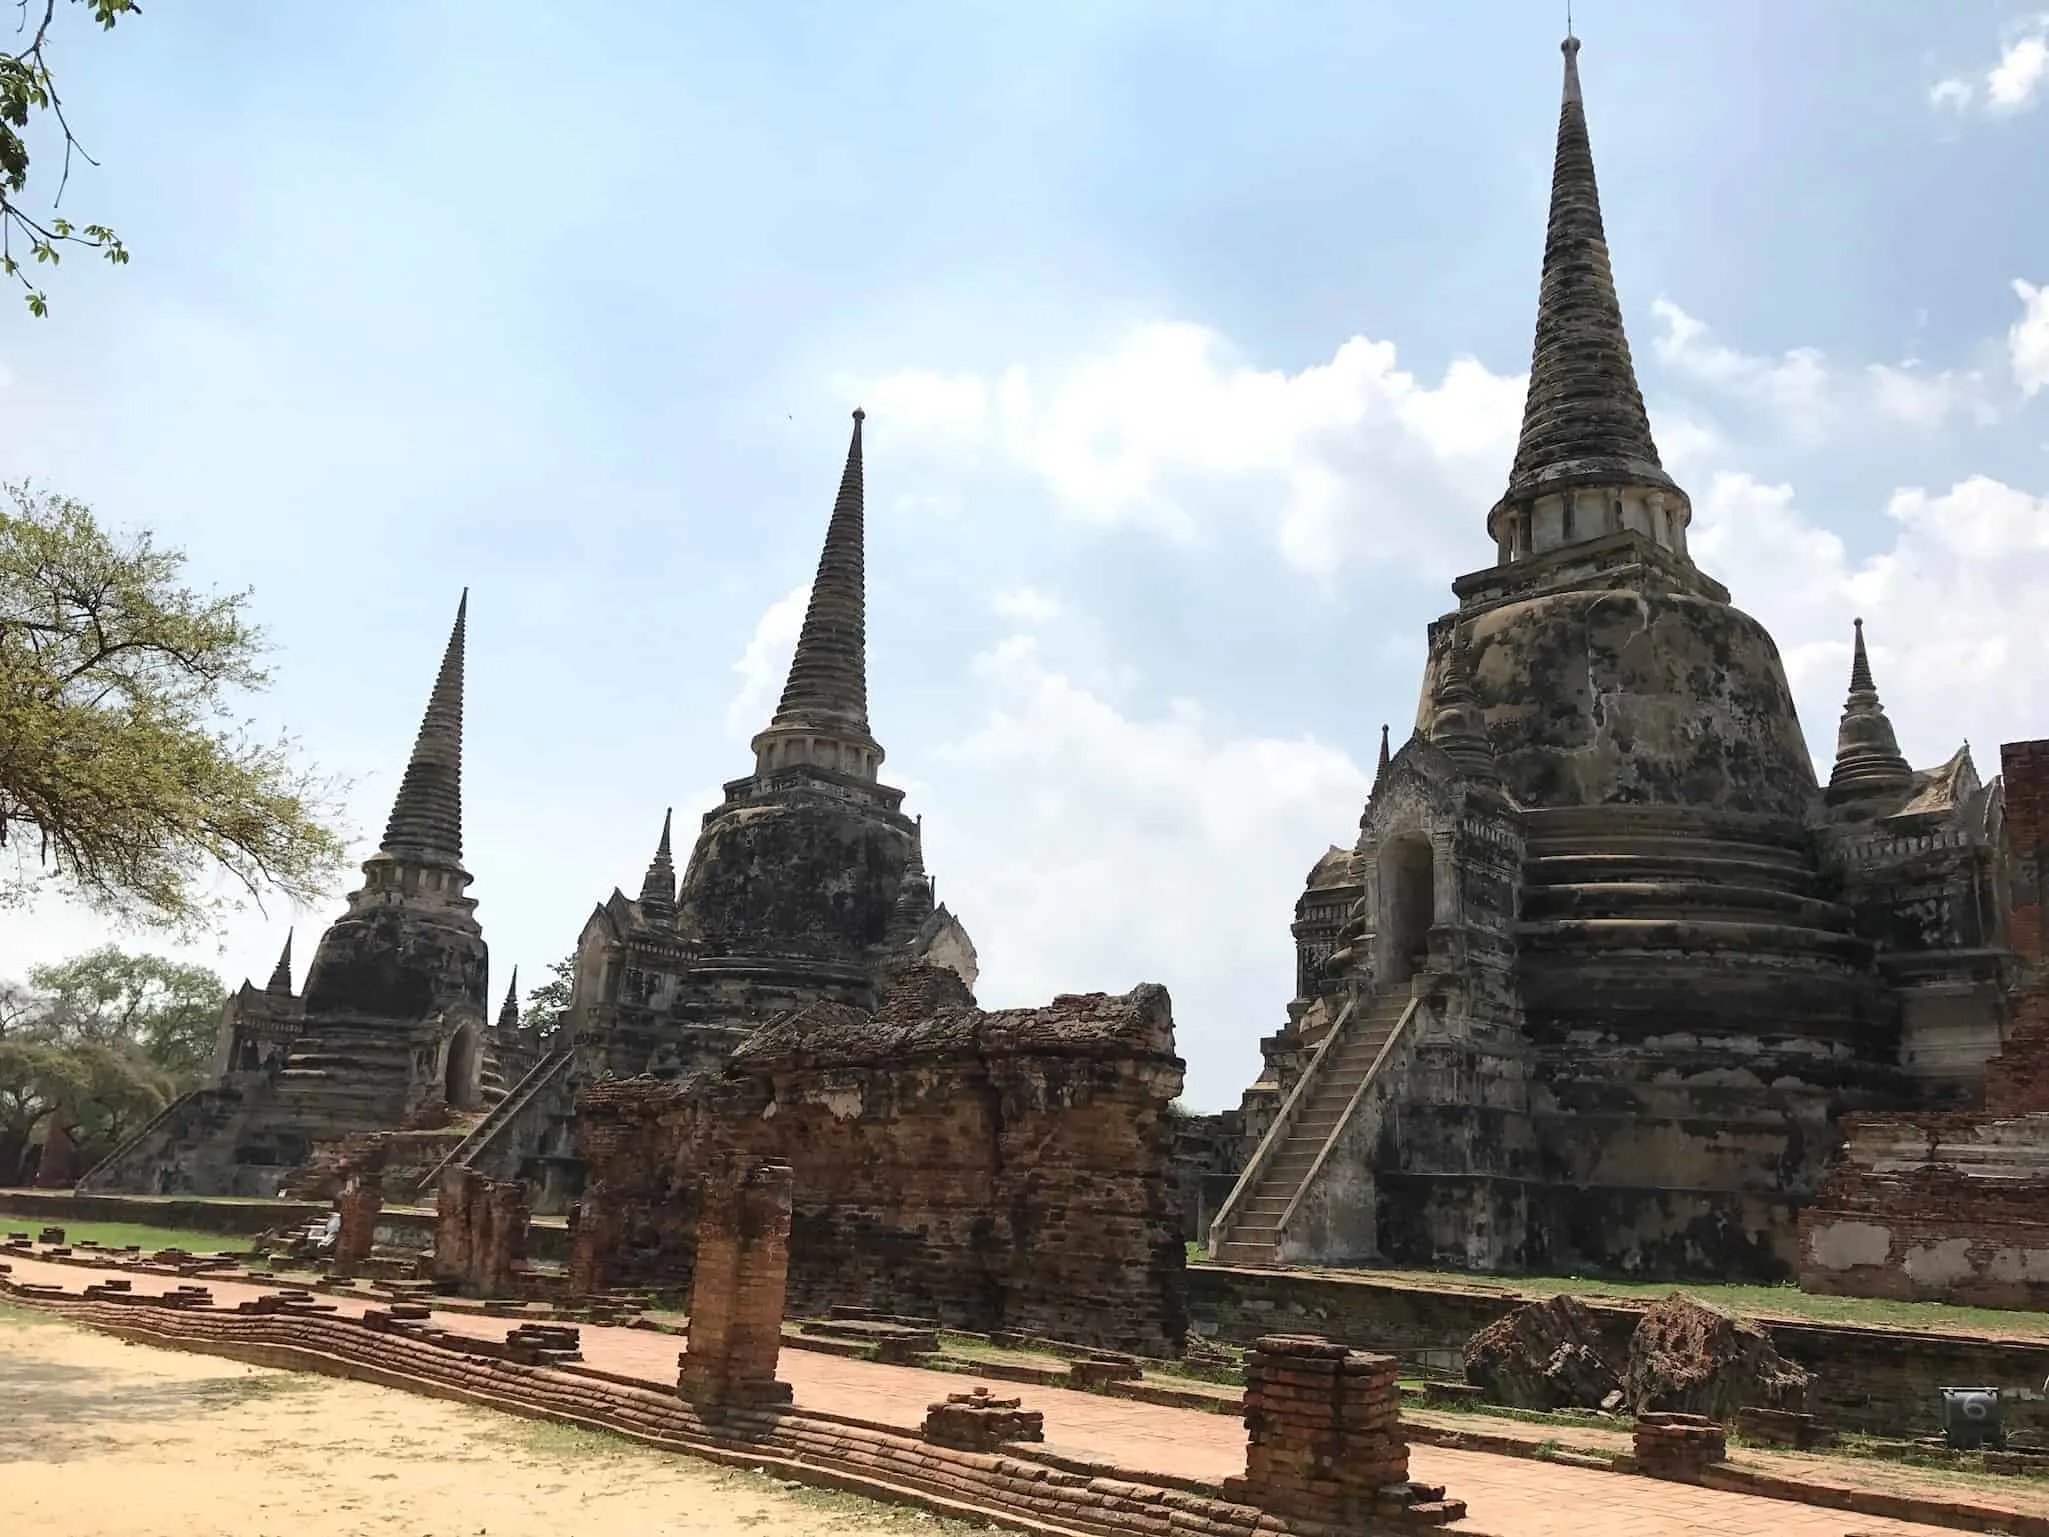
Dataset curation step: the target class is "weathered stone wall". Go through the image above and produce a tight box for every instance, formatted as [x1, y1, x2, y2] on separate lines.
[574, 977, 1189, 1356]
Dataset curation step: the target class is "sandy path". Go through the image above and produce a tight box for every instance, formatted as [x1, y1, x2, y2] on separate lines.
[0, 1306, 985, 1537]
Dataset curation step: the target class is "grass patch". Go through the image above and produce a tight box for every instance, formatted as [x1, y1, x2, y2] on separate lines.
[1242, 1261, 2049, 1339]
[1, 1218, 255, 1255]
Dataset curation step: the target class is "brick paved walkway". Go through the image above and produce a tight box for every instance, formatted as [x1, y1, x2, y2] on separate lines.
[0, 1254, 1968, 1537]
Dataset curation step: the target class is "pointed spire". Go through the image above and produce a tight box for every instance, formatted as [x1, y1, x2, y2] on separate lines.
[1497, 34, 1680, 520]
[1429, 634, 1497, 780]
[1826, 617, 1914, 805]
[772, 410, 871, 735]
[379, 590, 468, 865]
[266, 929, 295, 994]
[1373, 723, 1391, 791]
[637, 807, 677, 923]
[497, 969, 521, 1032]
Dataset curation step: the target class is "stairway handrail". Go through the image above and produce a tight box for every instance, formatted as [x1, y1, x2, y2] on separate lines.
[75, 1087, 206, 1192]
[1206, 990, 1358, 1258]
[1274, 996, 1423, 1243]
[408, 1048, 574, 1198]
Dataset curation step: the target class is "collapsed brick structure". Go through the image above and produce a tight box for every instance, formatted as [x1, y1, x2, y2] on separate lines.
[333, 1174, 383, 1272]
[434, 1168, 531, 1295]
[435, 413, 981, 1213]
[676, 1157, 795, 1410]
[79, 594, 545, 1199]
[573, 975, 1189, 1356]
[1217, 33, 2025, 1283]
[1798, 737, 2049, 1307]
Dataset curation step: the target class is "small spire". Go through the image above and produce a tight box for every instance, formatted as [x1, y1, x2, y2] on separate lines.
[379, 589, 468, 865]
[1494, 33, 1680, 528]
[1373, 723, 1392, 789]
[497, 969, 521, 1031]
[637, 807, 678, 923]
[1429, 634, 1497, 780]
[266, 929, 295, 994]
[770, 410, 872, 736]
[1826, 616, 1913, 805]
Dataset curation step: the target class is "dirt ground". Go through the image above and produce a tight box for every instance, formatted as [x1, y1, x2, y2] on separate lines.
[0, 1306, 988, 1536]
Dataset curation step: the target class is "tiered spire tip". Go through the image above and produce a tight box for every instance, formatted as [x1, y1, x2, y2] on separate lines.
[379, 589, 468, 865]
[266, 929, 295, 994]
[1827, 616, 1913, 803]
[1499, 33, 1677, 509]
[770, 410, 872, 736]
[638, 806, 678, 920]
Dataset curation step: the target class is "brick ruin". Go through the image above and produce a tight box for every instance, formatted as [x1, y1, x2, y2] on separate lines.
[1215, 34, 2031, 1285]
[675, 1156, 796, 1411]
[571, 972, 1189, 1357]
[1797, 737, 2049, 1307]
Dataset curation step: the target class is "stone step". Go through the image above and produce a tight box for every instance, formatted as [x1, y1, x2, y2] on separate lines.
[1521, 880, 1853, 928]
[1520, 916, 1871, 963]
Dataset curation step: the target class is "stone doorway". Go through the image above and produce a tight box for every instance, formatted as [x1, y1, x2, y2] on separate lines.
[445, 1020, 483, 1111]
[1381, 835, 1435, 986]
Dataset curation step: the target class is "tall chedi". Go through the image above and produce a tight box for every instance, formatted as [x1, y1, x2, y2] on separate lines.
[1225, 33, 1901, 1285]
[564, 411, 977, 1088]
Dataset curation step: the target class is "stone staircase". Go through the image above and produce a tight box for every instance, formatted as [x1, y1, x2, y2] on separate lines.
[408, 1049, 577, 1201]
[1211, 991, 1411, 1267]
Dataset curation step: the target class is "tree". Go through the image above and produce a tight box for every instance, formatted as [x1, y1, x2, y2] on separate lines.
[0, 482, 352, 934]
[29, 943, 226, 1083]
[522, 952, 576, 1039]
[2, 0, 136, 315]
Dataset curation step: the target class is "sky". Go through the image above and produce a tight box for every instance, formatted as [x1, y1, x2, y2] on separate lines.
[2, 2, 2048, 1111]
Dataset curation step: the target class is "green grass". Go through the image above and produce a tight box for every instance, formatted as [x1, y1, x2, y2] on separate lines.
[0, 1218, 254, 1255]
[1198, 1253, 2049, 1339]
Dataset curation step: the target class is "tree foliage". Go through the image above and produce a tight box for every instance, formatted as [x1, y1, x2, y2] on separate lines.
[0, 482, 352, 933]
[0, 942, 222, 1182]
[522, 952, 576, 1039]
[2, 0, 135, 315]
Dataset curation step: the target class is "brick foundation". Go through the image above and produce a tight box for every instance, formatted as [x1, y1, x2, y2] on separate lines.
[1633, 1411, 1727, 1481]
[676, 1158, 794, 1411]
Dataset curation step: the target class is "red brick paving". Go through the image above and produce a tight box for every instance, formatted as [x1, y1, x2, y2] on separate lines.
[0, 1253, 1968, 1537]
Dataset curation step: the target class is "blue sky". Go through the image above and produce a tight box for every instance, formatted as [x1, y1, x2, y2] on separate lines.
[3, 2, 2047, 1109]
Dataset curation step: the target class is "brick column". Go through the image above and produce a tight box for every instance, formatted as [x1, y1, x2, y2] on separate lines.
[1987, 739, 2049, 1114]
[434, 1169, 478, 1287]
[677, 1157, 795, 1412]
[434, 1169, 530, 1294]
[567, 1179, 621, 1295]
[1225, 1334, 1463, 1529]
[334, 1174, 383, 1270]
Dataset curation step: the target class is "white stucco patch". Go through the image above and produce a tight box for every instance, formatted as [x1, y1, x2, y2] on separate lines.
[1903, 1236, 1977, 1287]
[1806, 1219, 1894, 1271]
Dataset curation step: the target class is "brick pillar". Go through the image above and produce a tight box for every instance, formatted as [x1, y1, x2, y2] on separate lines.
[1987, 740, 2049, 1114]
[334, 1174, 383, 1270]
[433, 1169, 478, 1287]
[1225, 1334, 1461, 1529]
[567, 1179, 620, 1295]
[677, 1157, 795, 1411]
[477, 1178, 531, 1294]
[2005, 739, 2049, 967]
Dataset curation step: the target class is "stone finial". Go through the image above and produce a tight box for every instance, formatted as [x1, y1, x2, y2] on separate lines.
[496, 969, 520, 1032]
[638, 807, 677, 923]
[1429, 636, 1496, 780]
[379, 589, 468, 867]
[1371, 723, 1392, 796]
[1495, 33, 1680, 522]
[1825, 616, 1914, 805]
[266, 929, 295, 995]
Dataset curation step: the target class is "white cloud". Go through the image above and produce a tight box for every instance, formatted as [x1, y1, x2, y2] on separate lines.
[863, 322, 1526, 578]
[931, 629, 1371, 1103]
[992, 586, 1063, 624]
[722, 583, 809, 743]
[1930, 15, 2049, 115]
[2011, 279, 2049, 397]
[1650, 298, 1992, 435]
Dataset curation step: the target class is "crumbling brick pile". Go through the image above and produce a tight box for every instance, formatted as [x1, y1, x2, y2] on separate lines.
[1225, 1334, 1466, 1529]
[1463, 1292, 1620, 1411]
[574, 979, 1188, 1355]
[1624, 1292, 1811, 1420]
[676, 1157, 795, 1411]
[1632, 1412, 1727, 1481]
[921, 1387, 1045, 1451]
[434, 1168, 531, 1295]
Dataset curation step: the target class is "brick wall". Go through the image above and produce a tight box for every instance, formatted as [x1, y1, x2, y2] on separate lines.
[574, 978, 1188, 1356]
[433, 1169, 530, 1294]
[2004, 739, 2049, 966]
